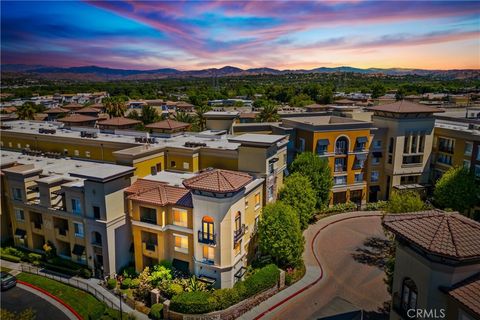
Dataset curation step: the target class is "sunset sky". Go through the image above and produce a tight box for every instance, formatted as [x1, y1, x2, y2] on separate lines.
[1, 1, 479, 70]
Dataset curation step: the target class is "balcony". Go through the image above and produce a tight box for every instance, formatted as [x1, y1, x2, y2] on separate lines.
[335, 148, 348, 155]
[234, 224, 246, 243]
[55, 228, 69, 241]
[31, 221, 43, 234]
[198, 231, 216, 246]
[142, 242, 158, 258]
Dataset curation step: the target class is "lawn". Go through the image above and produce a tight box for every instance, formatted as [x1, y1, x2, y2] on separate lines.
[1, 266, 12, 272]
[16, 273, 110, 319]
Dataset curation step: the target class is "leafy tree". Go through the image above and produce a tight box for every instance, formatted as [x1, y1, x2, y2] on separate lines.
[258, 202, 304, 268]
[278, 173, 317, 230]
[126, 109, 140, 120]
[386, 191, 427, 213]
[256, 104, 280, 122]
[395, 88, 405, 101]
[289, 93, 314, 108]
[434, 167, 480, 215]
[194, 104, 212, 131]
[16, 102, 37, 120]
[290, 152, 332, 208]
[253, 99, 269, 109]
[140, 105, 160, 125]
[371, 83, 386, 98]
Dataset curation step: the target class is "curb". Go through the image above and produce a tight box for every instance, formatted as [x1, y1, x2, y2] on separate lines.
[18, 280, 83, 320]
[253, 213, 383, 319]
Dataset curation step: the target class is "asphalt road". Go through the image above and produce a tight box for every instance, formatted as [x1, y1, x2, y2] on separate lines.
[1, 285, 70, 320]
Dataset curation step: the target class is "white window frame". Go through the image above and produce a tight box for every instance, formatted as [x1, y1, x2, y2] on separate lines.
[71, 198, 82, 214]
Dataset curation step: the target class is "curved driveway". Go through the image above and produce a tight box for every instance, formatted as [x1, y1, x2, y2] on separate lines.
[242, 211, 390, 320]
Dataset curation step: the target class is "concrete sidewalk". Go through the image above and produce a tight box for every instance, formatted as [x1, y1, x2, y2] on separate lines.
[240, 211, 382, 320]
[0, 259, 148, 320]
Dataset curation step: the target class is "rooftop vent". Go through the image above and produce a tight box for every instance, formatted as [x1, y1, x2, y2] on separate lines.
[39, 128, 56, 134]
[0, 125, 12, 130]
[184, 142, 207, 148]
[80, 131, 97, 138]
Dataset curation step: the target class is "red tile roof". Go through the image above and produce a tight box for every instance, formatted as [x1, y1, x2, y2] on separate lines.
[63, 103, 84, 110]
[367, 100, 444, 114]
[76, 107, 100, 114]
[183, 169, 252, 193]
[98, 117, 141, 126]
[382, 210, 480, 261]
[125, 179, 192, 207]
[45, 107, 69, 114]
[145, 119, 190, 130]
[446, 273, 480, 317]
[58, 114, 98, 123]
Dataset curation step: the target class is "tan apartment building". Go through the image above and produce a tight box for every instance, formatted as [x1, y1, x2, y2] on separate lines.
[366, 101, 443, 201]
[282, 116, 373, 206]
[1, 150, 135, 277]
[383, 210, 480, 320]
[126, 169, 264, 288]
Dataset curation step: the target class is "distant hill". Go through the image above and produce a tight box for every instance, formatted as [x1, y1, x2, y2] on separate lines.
[2, 64, 479, 80]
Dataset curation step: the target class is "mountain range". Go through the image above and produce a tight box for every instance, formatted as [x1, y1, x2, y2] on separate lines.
[2, 64, 479, 80]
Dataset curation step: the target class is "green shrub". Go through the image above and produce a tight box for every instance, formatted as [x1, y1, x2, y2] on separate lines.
[211, 288, 241, 309]
[26, 252, 42, 263]
[365, 201, 388, 211]
[121, 278, 132, 289]
[321, 201, 357, 214]
[387, 191, 426, 213]
[241, 264, 279, 297]
[107, 278, 117, 289]
[158, 259, 172, 270]
[170, 291, 217, 314]
[121, 266, 137, 279]
[161, 282, 183, 299]
[0, 253, 21, 263]
[79, 268, 92, 279]
[42, 262, 79, 276]
[149, 303, 164, 320]
[285, 263, 306, 286]
[1, 247, 25, 259]
[130, 278, 141, 289]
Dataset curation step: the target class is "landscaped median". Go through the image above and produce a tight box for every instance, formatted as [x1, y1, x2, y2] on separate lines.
[16, 272, 134, 320]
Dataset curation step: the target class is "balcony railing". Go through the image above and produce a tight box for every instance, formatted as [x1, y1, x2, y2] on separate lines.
[234, 224, 246, 243]
[335, 148, 348, 155]
[198, 231, 216, 246]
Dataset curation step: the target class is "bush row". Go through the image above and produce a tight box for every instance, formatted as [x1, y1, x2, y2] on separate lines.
[320, 201, 357, 214]
[170, 264, 280, 314]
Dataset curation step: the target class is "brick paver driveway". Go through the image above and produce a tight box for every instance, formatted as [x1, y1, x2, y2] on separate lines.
[247, 211, 391, 320]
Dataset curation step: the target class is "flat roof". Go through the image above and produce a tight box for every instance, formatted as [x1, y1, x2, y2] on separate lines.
[283, 115, 370, 126]
[228, 133, 287, 144]
[143, 171, 195, 187]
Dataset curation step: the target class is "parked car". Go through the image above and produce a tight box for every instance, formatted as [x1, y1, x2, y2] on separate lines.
[0, 272, 17, 291]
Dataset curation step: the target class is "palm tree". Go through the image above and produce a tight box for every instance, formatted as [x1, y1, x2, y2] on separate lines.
[256, 104, 280, 122]
[16, 102, 36, 120]
[140, 105, 160, 125]
[194, 104, 212, 131]
[174, 111, 194, 124]
[103, 96, 127, 118]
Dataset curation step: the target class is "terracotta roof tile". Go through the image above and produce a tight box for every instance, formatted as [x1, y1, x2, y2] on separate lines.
[63, 103, 84, 110]
[367, 100, 444, 114]
[183, 169, 252, 193]
[446, 273, 480, 317]
[98, 117, 141, 126]
[45, 107, 69, 114]
[76, 107, 100, 114]
[58, 114, 98, 123]
[145, 119, 190, 130]
[382, 210, 480, 261]
[125, 179, 192, 207]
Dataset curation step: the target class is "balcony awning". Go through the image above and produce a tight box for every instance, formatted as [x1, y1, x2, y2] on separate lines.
[14, 228, 26, 237]
[356, 136, 368, 143]
[72, 244, 85, 256]
[372, 151, 383, 158]
[172, 258, 189, 273]
[356, 153, 367, 160]
[317, 139, 330, 146]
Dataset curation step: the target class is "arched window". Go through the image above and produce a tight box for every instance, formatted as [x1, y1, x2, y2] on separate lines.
[235, 212, 241, 232]
[202, 216, 214, 241]
[335, 137, 349, 154]
[401, 278, 418, 311]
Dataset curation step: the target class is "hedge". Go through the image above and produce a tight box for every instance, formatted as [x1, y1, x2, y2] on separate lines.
[0, 253, 21, 263]
[170, 264, 280, 314]
[42, 262, 79, 276]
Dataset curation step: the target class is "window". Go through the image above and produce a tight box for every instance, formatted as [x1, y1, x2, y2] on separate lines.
[401, 278, 418, 312]
[354, 173, 364, 183]
[93, 206, 101, 219]
[403, 134, 410, 153]
[388, 155, 392, 164]
[333, 192, 347, 204]
[267, 185, 274, 200]
[316, 139, 329, 155]
[85, 151, 91, 158]
[254, 192, 261, 208]
[71, 198, 82, 214]
[170, 161, 176, 168]
[335, 137, 348, 154]
[418, 134, 425, 153]
[254, 216, 260, 233]
[74, 222, 84, 238]
[371, 171, 379, 182]
[173, 208, 188, 227]
[475, 165, 480, 178]
[334, 158, 346, 172]
[235, 212, 242, 232]
[150, 166, 157, 175]
[410, 135, 417, 153]
[269, 162, 274, 174]
[463, 160, 471, 169]
[438, 137, 454, 154]
[372, 156, 380, 165]
[437, 154, 452, 166]
[245, 200, 249, 209]
[63, 149, 68, 155]
[373, 140, 382, 149]
[12, 188, 22, 201]
[298, 138, 305, 152]
[388, 137, 394, 153]
[203, 246, 214, 261]
[8, 142, 12, 148]
[174, 234, 188, 254]
[350, 190, 362, 204]
[140, 206, 157, 224]
[183, 162, 189, 170]
[333, 175, 347, 186]
[353, 154, 366, 169]
[17, 143, 21, 149]
[403, 155, 423, 165]
[234, 242, 241, 256]
[74, 150, 79, 156]
[464, 142, 473, 156]
[15, 208, 25, 221]
[202, 216, 214, 241]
